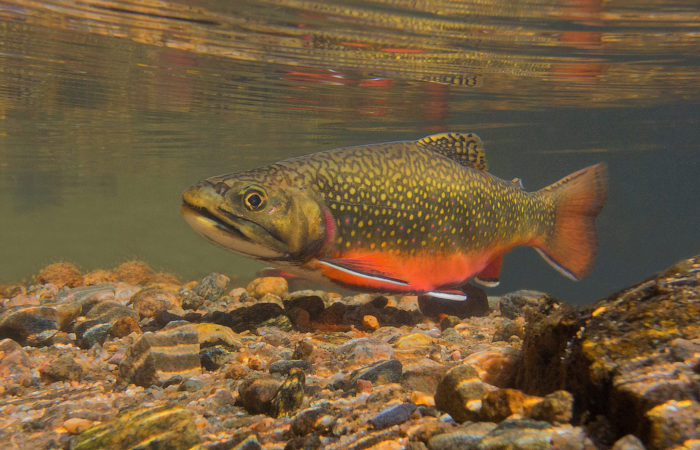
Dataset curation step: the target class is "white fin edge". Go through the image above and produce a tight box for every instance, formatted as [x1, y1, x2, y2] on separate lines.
[426, 291, 468, 301]
[474, 277, 500, 288]
[535, 248, 579, 281]
[318, 260, 409, 287]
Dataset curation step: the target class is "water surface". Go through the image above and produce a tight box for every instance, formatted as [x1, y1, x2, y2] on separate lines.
[1, 0, 698, 303]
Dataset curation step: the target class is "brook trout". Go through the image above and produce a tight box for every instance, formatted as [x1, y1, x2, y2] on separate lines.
[181, 133, 607, 300]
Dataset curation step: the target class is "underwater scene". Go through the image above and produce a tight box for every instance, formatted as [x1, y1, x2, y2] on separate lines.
[0, 1, 698, 449]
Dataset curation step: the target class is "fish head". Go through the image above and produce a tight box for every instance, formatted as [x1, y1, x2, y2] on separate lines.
[181, 174, 328, 263]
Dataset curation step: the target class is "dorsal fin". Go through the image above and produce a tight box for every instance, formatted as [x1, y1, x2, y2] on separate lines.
[417, 132, 488, 171]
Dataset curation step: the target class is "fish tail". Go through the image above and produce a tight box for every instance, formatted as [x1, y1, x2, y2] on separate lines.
[536, 163, 608, 280]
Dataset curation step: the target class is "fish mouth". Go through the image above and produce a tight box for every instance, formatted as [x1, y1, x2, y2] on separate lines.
[181, 202, 287, 260]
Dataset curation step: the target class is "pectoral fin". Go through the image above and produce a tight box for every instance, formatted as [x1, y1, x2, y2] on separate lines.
[318, 257, 409, 288]
[474, 255, 503, 287]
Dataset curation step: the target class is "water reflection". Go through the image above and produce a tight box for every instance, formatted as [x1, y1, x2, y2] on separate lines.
[0, 0, 698, 303]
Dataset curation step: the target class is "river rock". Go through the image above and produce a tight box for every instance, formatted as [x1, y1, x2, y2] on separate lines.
[478, 418, 596, 449]
[527, 390, 574, 424]
[291, 406, 337, 436]
[269, 359, 311, 376]
[270, 368, 306, 417]
[192, 272, 230, 301]
[645, 399, 700, 449]
[116, 323, 200, 388]
[0, 306, 59, 345]
[465, 346, 521, 388]
[498, 290, 553, 319]
[200, 345, 234, 371]
[113, 261, 155, 285]
[225, 303, 287, 332]
[35, 262, 83, 288]
[401, 358, 447, 394]
[72, 405, 200, 449]
[426, 422, 497, 450]
[128, 286, 181, 318]
[0, 338, 36, 391]
[247, 277, 288, 299]
[479, 388, 541, 422]
[39, 353, 84, 383]
[335, 337, 393, 364]
[369, 403, 417, 429]
[285, 294, 325, 320]
[347, 359, 402, 390]
[238, 376, 282, 415]
[193, 323, 240, 349]
[516, 256, 700, 447]
[74, 301, 139, 349]
[434, 364, 491, 423]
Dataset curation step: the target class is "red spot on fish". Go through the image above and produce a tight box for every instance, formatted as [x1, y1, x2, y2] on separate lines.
[345, 218, 350, 224]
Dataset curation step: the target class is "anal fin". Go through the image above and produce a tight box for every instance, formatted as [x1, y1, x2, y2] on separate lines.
[474, 255, 502, 287]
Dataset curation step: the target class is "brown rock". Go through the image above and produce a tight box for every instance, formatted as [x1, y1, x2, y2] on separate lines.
[479, 388, 541, 422]
[465, 347, 521, 388]
[288, 307, 312, 332]
[645, 399, 700, 450]
[113, 261, 154, 285]
[0, 338, 35, 389]
[63, 417, 93, 435]
[193, 323, 240, 349]
[527, 390, 574, 424]
[109, 316, 141, 338]
[116, 324, 200, 388]
[0, 306, 59, 345]
[83, 269, 117, 286]
[434, 364, 490, 423]
[247, 276, 288, 299]
[39, 354, 84, 383]
[238, 376, 282, 415]
[129, 286, 181, 318]
[35, 262, 83, 288]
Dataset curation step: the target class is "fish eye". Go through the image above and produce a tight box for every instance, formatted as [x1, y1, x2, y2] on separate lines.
[243, 190, 266, 211]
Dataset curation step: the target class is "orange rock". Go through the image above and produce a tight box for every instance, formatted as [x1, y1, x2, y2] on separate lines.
[356, 378, 373, 393]
[479, 388, 542, 422]
[113, 261, 154, 285]
[63, 417, 93, 435]
[410, 390, 435, 407]
[464, 347, 520, 388]
[35, 262, 83, 288]
[83, 269, 117, 286]
[362, 314, 380, 331]
[246, 277, 288, 298]
[110, 316, 141, 338]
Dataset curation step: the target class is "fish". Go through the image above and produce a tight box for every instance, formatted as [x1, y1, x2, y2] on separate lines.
[181, 132, 608, 301]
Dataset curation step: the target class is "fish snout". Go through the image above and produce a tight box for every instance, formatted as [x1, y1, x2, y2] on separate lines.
[182, 180, 224, 209]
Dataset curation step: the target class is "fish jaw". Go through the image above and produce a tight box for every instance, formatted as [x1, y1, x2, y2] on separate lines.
[181, 181, 288, 260]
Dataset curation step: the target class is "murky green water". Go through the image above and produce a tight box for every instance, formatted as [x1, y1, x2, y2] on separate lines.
[1, 0, 698, 303]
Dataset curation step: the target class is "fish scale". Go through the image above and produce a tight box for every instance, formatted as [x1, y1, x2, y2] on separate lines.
[181, 132, 607, 298]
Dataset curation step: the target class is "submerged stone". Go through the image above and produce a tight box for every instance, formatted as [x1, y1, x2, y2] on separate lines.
[116, 324, 200, 388]
[73, 405, 200, 449]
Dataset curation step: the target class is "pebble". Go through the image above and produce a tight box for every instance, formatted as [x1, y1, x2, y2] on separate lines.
[393, 332, 433, 349]
[63, 417, 93, 435]
[192, 273, 230, 302]
[336, 337, 393, 363]
[39, 353, 84, 383]
[238, 376, 282, 415]
[285, 295, 325, 319]
[347, 359, 403, 389]
[479, 388, 541, 422]
[362, 315, 380, 331]
[369, 403, 417, 429]
[269, 359, 311, 375]
[291, 407, 337, 436]
[200, 345, 233, 371]
[611, 434, 646, 450]
[527, 390, 574, 424]
[645, 399, 700, 449]
[247, 277, 288, 299]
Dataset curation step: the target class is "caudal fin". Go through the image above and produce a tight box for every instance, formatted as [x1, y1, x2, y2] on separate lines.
[536, 163, 608, 280]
